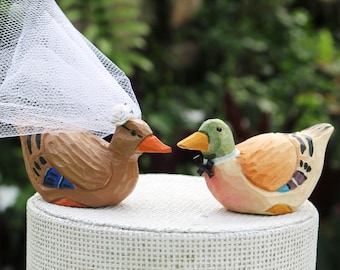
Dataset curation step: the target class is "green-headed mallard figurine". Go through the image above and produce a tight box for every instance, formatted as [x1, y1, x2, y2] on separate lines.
[177, 119, 334, 215]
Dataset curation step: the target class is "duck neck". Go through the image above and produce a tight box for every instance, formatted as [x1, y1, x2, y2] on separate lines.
[109, 138, 136, 159]
[205, 148, 240, 165]
[204, 139, 236, 161]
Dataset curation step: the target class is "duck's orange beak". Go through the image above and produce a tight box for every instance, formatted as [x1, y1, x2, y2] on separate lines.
[177, 132, 209, 152]
[137, 135, 172, 153]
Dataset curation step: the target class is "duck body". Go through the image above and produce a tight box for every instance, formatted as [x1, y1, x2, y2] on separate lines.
[178, 119, 334, 215]
[21, 119, 171, 207]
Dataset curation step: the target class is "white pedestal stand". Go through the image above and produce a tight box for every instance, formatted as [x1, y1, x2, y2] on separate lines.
[27, 174, 318, 269]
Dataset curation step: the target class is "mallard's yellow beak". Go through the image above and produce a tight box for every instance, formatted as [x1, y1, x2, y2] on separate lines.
[177, 132, 209, 152]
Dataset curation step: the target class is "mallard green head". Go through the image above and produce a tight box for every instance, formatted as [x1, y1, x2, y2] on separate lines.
[177, 118, 236, 159]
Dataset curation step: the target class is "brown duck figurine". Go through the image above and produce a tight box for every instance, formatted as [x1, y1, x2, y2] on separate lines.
[20, 118, 171, 207]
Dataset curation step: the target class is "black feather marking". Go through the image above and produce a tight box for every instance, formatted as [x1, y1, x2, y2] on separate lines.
[26, 135, 32, 155]
[39, 156, 47, 165]
[324, 125, 332, 130]
[302, 135, 313, 157]
[32, 167, 40, 177]
[35, 134, 41, 149]
[34, 161, 41, 170]
[291, 134, 306, 154]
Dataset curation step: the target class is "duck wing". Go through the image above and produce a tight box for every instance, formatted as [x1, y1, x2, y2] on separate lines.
[236, 133, 298, 192]
[43, 132, 114, 191]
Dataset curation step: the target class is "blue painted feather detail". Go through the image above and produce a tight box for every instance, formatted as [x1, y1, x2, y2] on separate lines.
[44, 168, 74, 189]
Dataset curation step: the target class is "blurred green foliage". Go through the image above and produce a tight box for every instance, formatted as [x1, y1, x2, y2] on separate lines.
[1, 0, 340, 269]
[57, 0, 152, 76]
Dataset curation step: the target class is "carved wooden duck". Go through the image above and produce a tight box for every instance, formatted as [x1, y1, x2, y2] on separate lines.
[177, 119, 334, 215]
[21, 119, 171, 207]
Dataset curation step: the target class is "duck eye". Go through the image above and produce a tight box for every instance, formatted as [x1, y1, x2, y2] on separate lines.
[131, 130, 137, 136]
[216, 127, 222, 132]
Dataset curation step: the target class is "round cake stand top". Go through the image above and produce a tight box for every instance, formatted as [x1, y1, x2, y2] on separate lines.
[27, 174, 319, 270]
[29, 173, 317, 233]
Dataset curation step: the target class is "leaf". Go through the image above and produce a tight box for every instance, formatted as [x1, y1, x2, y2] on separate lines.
[316, 29, 335, 64]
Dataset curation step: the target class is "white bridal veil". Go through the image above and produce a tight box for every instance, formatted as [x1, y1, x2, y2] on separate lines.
[0, 0, 141, 138]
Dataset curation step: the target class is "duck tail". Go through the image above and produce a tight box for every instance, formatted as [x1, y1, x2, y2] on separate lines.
[301, 123, 334, 141]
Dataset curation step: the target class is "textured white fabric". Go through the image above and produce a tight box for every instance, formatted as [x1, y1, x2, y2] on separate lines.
[0, 0, 141, 138]
[26, 174, 319, 270]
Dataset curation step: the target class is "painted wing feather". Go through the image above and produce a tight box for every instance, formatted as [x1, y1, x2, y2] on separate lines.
[236, 133, 297, 192]
[43, 132, 114, 191]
